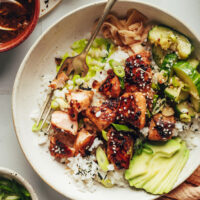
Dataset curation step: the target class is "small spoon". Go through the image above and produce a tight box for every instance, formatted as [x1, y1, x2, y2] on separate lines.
[0, 0, 25, 31]
[1, 0, 24, 8]
[0, 25, 16, 31]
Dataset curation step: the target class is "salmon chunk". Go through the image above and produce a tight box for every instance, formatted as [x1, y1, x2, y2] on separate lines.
[49, 71, 68, 89]
[117, 92, 146, 129]
[125, 54, 152, 90]
[148, 113, 176, 141]
[49, 132, 76, 160]
[99, 70, 121, 98]
[51, 110, 78, 135]
[74, 128, 95, 156]
[107, 129, 134, 169]
[66, 89, 94, 112]
[85, 101, 117, 131]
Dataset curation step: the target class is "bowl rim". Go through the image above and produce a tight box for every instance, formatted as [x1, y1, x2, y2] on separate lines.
[12, 0, 200, 199]
[0, 0, 40, 53]
[0, 167, 38, 200]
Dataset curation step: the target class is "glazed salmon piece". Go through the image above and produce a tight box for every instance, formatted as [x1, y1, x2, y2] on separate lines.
[49, 71, 68, 89]
[99, 70, 121, 98]
[148, 113, 175, 141]
[74, 128, 95, 156]
[125, 54, 152, 90]
[51, 110, 78, 135]
[85, 101, 117, 131]
[66, 89, 94, 112]
[107, 129, 134, 169]
[117, 92, 146, 129]
[49, 132, 76, 160]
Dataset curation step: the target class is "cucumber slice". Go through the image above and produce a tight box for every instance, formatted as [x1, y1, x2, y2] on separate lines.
[187, 58, 199, 69]
[148, 26, 176, 50]
[176, 101, 196, 117]
[190, 95, 200, 112]
[96, 146, 109, 172]
[148, 26, 192, 59]
[173, 61, 200, 99]
[175, 32, 192, 59]
[178, 91, 189, 102]
[152, 45, 166, 67]
[165, 87, 189, 103]
[165, 87, 180, 100]
[161, 53, 177, 76]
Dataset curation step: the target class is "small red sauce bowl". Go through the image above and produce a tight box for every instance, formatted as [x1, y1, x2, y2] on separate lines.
[0, 0, 40, 53]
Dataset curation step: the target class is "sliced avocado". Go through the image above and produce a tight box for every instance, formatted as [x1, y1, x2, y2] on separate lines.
[158, 142, 189, 193]
[125, 151, 151, 180]
[173, 61, 200, 99]
[190, 95, 200, 112]
[145, 139, 181, 156]
[125, 138, 189, 195]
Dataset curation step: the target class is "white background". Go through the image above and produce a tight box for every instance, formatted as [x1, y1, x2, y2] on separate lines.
[0, 0, 200, 199]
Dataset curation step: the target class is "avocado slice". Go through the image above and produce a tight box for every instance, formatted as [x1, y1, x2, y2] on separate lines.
[125, 151, 151, 180]
[173, 61, 200, 99]
[125, 138, 189, 195]
[158, 142, 189, 194]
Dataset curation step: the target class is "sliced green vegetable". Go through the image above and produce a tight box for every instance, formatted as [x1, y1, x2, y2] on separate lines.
[153, 94, 159, 108]
[96, 146, 109, 172]
[190, 95, 200, 112]
[109, 59, 125, 78]
[51, 99, 59, 110]
[102, 130, 108, 141]
[32, 120, 48, 132]
[148, 26, 176, 50]
[119, 77, 125, 89]
[71, 39, 87, 54]
[187, 58, 199, 69]
[100, 179, 113, 188]
[0, 177, 31, 200]
[173, 61, 200, 99]
[151, 83, 160, 91]
[161, 53, 177, 77]
[176, 101, 196, 118]
[148, 25, 192, 59]
[180, 113, 191, 123]
[112, 123, 135, 132]
[152, 45, 166, 67]
[134, 136, 145, 155]
[152, 98, 166, 115]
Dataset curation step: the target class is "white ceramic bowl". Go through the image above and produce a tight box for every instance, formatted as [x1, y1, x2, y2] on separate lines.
[12, 1, 200, 200]
[0, 167, 38, 200]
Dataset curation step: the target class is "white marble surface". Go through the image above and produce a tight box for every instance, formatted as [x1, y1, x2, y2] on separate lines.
[0, 0, 200, 199]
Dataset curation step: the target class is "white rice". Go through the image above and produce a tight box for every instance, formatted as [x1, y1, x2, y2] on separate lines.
[173, 118, 200, 150]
